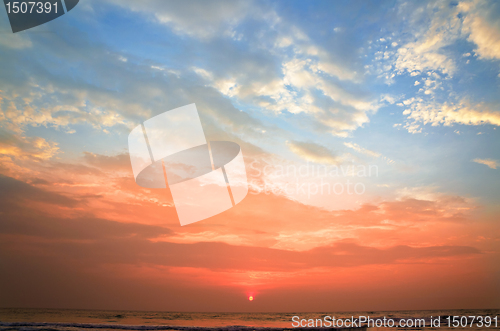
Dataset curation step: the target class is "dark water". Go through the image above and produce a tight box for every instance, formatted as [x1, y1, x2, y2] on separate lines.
[0, 308, 498, 330]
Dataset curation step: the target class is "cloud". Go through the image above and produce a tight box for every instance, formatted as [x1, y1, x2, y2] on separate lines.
[0, 33, 32, 49]
[374, 0, 500, 84]
[103, 0, 253, 39]
[367, 0, 500, 137]
[0, 212, 173, 241]
[376, 1, 462, 79]
[191, 51, 374, 137]
[0, 174, 483, 274]
[30, 0, 372, 144]
[401, 98, 500, 133]
[41, 240, 483, 271]
[394, 45, 456, 77]
[0, 175, 79, 207]
[0, 130, 59, 161]
[462, 0, 500, 61]
[0, 158, 494, 310]
[242, 58, 379, 136]
[174, 6, 375, 137]
[0, 87, 133, 134]
[344, 142, 381, 158]
[472, 158, 498, 169]
[0, 200, 487, 311]
[287, 141, 339, 165]
[0, 18, 272, 152]
[83, 152, 131, 172]
[0, 198, 481, 272]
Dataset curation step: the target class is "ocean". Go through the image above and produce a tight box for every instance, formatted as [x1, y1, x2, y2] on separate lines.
[0, 308, 499, 331]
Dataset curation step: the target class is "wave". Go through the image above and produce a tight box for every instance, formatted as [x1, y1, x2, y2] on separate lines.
[0, 322, 366, 331]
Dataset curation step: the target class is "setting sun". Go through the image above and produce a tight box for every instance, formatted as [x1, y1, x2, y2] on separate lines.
[248, 296, 254, 301]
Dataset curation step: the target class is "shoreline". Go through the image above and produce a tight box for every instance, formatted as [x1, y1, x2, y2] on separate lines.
[0, 322, 368, 331]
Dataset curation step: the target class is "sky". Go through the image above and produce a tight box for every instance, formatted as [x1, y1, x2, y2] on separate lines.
[0, 0, 499, 312]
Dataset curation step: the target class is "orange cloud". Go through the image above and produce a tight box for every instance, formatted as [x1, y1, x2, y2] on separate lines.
[0, 146, 498, 311]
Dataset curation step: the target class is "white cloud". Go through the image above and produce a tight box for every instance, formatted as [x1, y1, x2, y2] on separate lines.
[192, 67, 214, 81]
[401, 98, 500, 133]
[367, 0, 500, 133]
[381, 94, 397, 104]
[0, 86, 133, 134]
[472, 158, 498, 169]
[0, 33, 32, 49]
[194, 53, 377, 137]
[287, 141, 339, 165]
[103, 0, 253, 39]
[390, 1, 462, 78]
[344, 142, 381, 158]
[99, 0, 374, 139]
[462, 0, 500, 61]
[404, 122, 423, 134]
[377, 0, 500, 83]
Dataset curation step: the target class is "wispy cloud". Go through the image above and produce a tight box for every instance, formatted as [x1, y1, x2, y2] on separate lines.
[103, 0, 254, 39]
[344, 142, 381, 158]
[287, 140, 339, 165]
[473, 158, 498, 169]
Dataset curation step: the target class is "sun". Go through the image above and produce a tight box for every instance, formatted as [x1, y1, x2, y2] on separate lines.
[248, 296, 254, 301]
